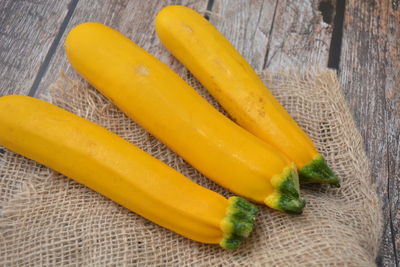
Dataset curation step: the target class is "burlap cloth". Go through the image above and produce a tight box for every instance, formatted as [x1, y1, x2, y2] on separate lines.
[0, 69, 382, 266]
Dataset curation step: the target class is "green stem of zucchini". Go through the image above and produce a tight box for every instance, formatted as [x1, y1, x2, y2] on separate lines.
[219, 196, 258, 250]
[299, 154, 340, 187]
[264, 165, 306, 215]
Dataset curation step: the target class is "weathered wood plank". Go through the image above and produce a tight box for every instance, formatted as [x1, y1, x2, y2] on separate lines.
[264, 0, 333, 71]
[339, 1, 400, 266]
[0, 0, 72, 95]
[386, 1, 400, 266]
[34, 0, 209, 98]
[208, 0, 277, 71]
[208, 0, 333, 72]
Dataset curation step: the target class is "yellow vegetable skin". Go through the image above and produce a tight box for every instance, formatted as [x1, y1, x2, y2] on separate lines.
[65, 22, 305, 214]
[155, 6, 339, 187]
[0, 95, 258, 250]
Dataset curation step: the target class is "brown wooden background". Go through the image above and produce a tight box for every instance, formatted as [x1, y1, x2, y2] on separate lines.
[0, 0, 398, 265]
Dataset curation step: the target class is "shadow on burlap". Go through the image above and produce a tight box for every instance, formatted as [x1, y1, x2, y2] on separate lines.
[0, 69, 382, 266]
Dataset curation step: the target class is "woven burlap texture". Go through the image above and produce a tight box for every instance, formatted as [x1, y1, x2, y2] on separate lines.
[0, 69, 382, 266]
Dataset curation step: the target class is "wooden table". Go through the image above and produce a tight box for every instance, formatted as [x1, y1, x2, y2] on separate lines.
[0, 0, 398, 265]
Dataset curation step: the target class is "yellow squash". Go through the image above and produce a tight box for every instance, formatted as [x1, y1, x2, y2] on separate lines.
[65, 22, 305, 214]
[0, 95, 258, 250]
[155, 6, 339, 186]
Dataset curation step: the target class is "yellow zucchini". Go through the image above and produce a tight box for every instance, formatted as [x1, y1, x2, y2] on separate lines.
[0, 95, 258, 250]
[65, 22, 305, 213]
[155, 6, 339, 187]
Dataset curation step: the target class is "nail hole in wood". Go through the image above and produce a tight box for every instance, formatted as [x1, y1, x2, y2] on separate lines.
[393, 0, 398, 10]
[318, 0, 335, 25]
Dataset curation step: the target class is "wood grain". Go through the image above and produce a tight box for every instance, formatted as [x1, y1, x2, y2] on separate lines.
[33, 0, 209, 98]
[339, 0, 400, 266]
[386, 4, 400, 266]
[0, 0, 72, 95]
[208, 0, 277, 71]
[208, 0, 333, 71]
[264, 0, 333, 70]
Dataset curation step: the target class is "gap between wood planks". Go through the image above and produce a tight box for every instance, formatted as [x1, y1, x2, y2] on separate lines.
[325, 0, 345, 70]
[28, 0, 79, 97]
[262, 1, 279, 70]
[204, 0, 215, 20]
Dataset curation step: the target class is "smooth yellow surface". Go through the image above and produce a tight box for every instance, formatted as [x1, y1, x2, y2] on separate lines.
[155, 6, 318, 168]
[65, 22, 294, 205]
[0, 95, 229, 244]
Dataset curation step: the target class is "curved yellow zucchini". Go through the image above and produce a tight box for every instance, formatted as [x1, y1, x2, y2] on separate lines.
[155, 6, 339, 187]
[65, 22, 305, 213]
[0, 95, 258, 250]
